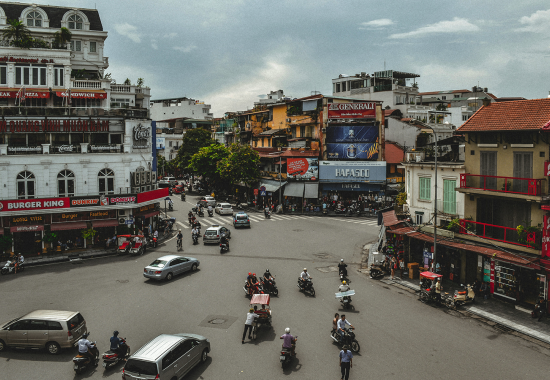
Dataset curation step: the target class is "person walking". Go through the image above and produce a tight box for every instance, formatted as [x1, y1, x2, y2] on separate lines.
[399, 256, 405, 279]
[390, 256, 396, 280]
[339, 345, 353, 380]
[242, 308, 258, 344]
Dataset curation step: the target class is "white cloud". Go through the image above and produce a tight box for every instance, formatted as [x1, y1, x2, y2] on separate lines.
[516, 9, 550, 33]
[360, 18, 394, 29]
[163, 32, 178, 39]
[114, 23, 141, 43]
[151, 39, 158, 50]
[389, 17, 479, 39]
[173, 45, 197, 53]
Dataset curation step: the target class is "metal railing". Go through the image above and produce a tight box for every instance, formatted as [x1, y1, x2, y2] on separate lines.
[458, 219, 541, 248]
[460, 173, 545, 196]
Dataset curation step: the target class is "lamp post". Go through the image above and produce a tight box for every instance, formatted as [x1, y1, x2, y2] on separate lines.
[278, 147, 282, 210]
[421, 128, 438, 271]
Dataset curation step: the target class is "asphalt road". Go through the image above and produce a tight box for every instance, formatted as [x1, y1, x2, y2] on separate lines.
[1, 194, 549, 380]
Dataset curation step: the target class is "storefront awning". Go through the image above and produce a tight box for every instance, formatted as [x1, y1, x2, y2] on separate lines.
[382, 210, 404, 228]
[10, 225, 44, 233]
[55, 91, 107, 99]
[0, 89, 50, 98]
[92, 219, 118, 228]
[50, 222, 87, 231]
[284, 182, 304, 197]
[304, 183, 318, 199]
[0, 228, 4, 235]
[141, 211, 160, 219]
[259, 179, 287, 192]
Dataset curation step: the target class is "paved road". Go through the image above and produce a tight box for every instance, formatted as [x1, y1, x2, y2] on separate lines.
[0, 195, 549, 380]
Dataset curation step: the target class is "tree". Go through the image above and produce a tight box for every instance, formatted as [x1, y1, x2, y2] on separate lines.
[173, 128, 217, 172]
[124, 78, 131, 85]
[137, 78, 144, 87]
[2, 19, 32, 48]
[53, 27, 71, 48]
[189, 144, 230, 186]
[217, 143, 260, 186]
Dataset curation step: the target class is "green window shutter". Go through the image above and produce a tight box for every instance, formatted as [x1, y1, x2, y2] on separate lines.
[419, 178, 431, 200]
[443, 180, 456, 214]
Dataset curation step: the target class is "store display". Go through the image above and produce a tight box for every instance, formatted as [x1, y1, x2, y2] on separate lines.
[494, 261, 517, 300]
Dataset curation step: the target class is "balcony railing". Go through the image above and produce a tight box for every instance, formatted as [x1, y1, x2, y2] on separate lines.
[72, 80, 103, 89]
[458, 219, 541, 248]
[460, 173, 545, 196]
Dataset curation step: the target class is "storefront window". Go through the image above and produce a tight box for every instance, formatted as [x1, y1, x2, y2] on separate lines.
[91, 133, 108, 144]
[494, 261, 518, 300]
[28, 134, 47, 146]
[57, 170, 75, 197]
[71, 134, 83, 144]
[98, 168, 115, 195]
[110, 134, 122, 144]
[52, 134, 70, 144]
[9, 134, 26, 146]
[17, 171, 35, 199]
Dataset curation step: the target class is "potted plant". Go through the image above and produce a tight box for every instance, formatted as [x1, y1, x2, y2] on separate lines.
[0, 234, 13, 260]
[42, 231, 58, 254]
[80, 228, 98, 248]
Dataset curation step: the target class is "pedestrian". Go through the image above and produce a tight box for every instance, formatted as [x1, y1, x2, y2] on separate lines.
[399, 256, 405, 279]
[390, 256, 396, 280]
[242, 308, 258, 344]
[339, 345, 353, 380]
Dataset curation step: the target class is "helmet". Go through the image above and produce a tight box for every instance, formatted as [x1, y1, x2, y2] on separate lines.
[265, 269, 270, 273]
[285, 327, 290, 334]
[113, 330, 119, 336]
[248, 272, 251, 275]
[253, 273, 256, 276]
[249, 308, 254, 312]
[342, 281, 347, 285]
[82, 333, 89, 339]
[178, 229, 181, 232]
[304, 268, 307, 271]
[341, 259, 344, 262]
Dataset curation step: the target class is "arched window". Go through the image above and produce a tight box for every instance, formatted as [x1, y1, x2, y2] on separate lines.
[17, 171, 35, 199]
[57, 170, 75, 197]
[68, 14, 83, 29]
[98, 168, 114, 195]
[26, 11, 42, 27]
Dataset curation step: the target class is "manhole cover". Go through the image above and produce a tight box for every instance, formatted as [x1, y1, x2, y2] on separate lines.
[208, 318, 226, 325]
[199, 315, 238, 329]
[116, 280, 129, 283]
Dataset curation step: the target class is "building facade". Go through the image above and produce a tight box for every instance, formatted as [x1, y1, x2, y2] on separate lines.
[150, 97, 213, 121]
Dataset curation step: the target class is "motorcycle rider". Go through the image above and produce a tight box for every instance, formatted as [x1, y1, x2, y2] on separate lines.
[188, 211, 194, 223]
[337, 315, 354, 342]
[264, 205, 270, 217]
[246, 272, 254, 295]
[300, 268, 311, 288]
[176, 229, 183, 249]
[220, 233, 229, 249]
[280, 327, 296, 356]
[338, 259, 348, 277]
[77, 333, 95, 364]
[263, 269, 274, 282]
[207, 204, 213, 215]
[109, 330, 125, 357]
[339, 280, 351, 303]
[191, 226, 199, 242]
[168, 199, 174, 210]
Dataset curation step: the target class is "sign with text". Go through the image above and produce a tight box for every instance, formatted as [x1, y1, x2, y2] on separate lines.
[327, 102, 377, 119]
[0, 118, 110, 133]
[287, 158, 319, 180]
[325, 124, 379, 143]
[326, 141, 379, 160]
[545, 161, 550, 177]
[0, 198, 69, 212]
[543, 214, 550, 258]
[319, 161, 386, 183]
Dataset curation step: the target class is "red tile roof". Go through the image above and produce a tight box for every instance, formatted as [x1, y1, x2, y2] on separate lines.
[280, 150, 320, 158]
[385, 142, 404, 164]
[384, 109, 401, 117]
[458, 98, 550, 132]
[382, 210, 404, 228]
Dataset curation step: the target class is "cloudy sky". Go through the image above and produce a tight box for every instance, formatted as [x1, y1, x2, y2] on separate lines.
[27, 0, 550, 116]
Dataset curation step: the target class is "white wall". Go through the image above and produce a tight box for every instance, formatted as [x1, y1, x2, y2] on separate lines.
[150, 101, 213, 121]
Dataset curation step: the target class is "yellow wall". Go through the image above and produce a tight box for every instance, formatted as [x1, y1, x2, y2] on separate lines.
[269, 104, 287, 131]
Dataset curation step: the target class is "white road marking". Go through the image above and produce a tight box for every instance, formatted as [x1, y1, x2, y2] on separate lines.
[176, 221, 189, 229]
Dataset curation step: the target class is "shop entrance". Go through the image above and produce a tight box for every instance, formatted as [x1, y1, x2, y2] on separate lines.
[14, 231, 41, 255]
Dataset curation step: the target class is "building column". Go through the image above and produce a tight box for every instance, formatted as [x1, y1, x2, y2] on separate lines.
[460, 250, 467, 284]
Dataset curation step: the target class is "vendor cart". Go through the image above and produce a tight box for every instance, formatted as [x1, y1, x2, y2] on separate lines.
[250, 294, 272, 339]
[419, 271, 443, 303]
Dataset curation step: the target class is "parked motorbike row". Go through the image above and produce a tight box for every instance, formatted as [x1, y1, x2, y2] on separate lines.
[72, 332, 130, 374]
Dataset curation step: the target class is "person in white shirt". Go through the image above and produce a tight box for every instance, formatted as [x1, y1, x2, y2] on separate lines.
[300, 268, 311, 282]
[339, 280, 350, 293]
[18, 253, 24, 264]
[153, 230, 158, 239]
[77, 333, 95, 362]
[337, 315, 354, 342]
[242, 308, 258, 343]
[207, 205, 213, 214]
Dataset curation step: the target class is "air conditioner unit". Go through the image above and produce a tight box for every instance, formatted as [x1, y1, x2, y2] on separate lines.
[118, 218, 126, 225]
[415, 155, 422, 162]
[286, 118, 291, 123]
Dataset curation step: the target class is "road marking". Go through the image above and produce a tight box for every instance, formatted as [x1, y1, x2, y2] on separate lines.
[176, 221, 189, 229]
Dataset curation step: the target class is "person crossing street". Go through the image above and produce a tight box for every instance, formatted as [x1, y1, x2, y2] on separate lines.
[242, 308, 258, 344]
[339, 345, 353, 380]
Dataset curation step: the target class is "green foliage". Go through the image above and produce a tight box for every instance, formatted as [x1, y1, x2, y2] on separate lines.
[2, 19, 31, 48]
[396, 192, 407, 206]
[137, 78, 144, 87]
[52, 27, 71, 48]
[80, 228, 98, 241]
[124, 78, 131, 85]
[174, 128, 217, 172]
[217, 143, 260, 186]
[42, 231, 58, 243]
[516, 221, 541, 245]
[436, 103, 447, 111]
[0, 234, 13, 252]
[71, 69, 86, 79]
[189, 144, 230, 184]
[446, 219, 461, 232]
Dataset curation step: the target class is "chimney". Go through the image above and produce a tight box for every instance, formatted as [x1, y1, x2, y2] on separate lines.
[482, 98, 491, 107]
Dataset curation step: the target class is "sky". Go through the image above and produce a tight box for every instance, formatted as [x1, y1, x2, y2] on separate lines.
[21, 0, 550, 116]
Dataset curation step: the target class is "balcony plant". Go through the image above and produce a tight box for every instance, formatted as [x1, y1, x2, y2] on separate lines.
[2, 19, 31, 48]
[52, 27, 71, 49]
[516, 222, 541, 247]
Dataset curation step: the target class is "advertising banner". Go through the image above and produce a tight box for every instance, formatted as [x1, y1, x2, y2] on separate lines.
[325, 125, 378, 143]
[287, 158, 319, 180]
[327, 102, 376, 119]
[326, 141, 379, 160]
[0, 197, 69, 212]
[70, 195, 109, 207]
[543, 214, 550, 258]
[156, 137, 165, 150]
[137, 188, 169, 204]
[109, 196, 137, 205]
[319, 161, 386, 183]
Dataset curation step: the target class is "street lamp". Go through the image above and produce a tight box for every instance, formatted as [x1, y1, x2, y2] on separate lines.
[421, 128, 438, 272]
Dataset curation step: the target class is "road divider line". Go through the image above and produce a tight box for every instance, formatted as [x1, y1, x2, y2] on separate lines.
[176, 221, 189, 229]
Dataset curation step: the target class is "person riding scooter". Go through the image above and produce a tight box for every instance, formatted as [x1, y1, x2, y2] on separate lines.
[338, 259, 348, 277]
[168, 199, 174, 211]
[299, 268, 312, 289]
[176, 229, 183, 249]
[337, 315, 354, 342]
[207, 204, 213, 216]
[77, 333, 96, 364]
[339, 280, 351, 303]
[109, 330, 125, 357]
[220, 233, 229, 249]
[280, 327, 297, 356]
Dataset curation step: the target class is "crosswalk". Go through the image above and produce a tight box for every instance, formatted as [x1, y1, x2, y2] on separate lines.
[176, 214, 379, 228]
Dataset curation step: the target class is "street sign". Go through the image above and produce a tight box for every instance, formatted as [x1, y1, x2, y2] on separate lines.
[260, 186, 266, 191]
[126, 219, 134, 225]
[260, 191, 266, 196]
[254, 189, 259, 195]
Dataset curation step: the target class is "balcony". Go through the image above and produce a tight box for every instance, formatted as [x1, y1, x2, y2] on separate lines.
[72, 80, 105, 89]
[458, 219, 541, 249]
[458, 173, 548, 201]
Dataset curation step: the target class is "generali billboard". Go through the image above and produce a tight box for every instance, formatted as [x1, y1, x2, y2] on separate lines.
[327, 102, 377, 119]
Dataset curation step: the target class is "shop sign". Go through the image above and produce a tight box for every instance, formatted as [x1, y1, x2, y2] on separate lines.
[319, 161, 386, 183]
[70, 196, 108, 207]
[0, 57, 54, 63]
[0, 91, 49, 99]
[138, 203, 156, 213]
[10, 215, 44, 225]
[543, 214, 550, 258]
[0, 119, 110, 133]
[545, 161, 550, 177]
[0, 197, 69, 212]
[133, 123, 150, 149]
[325, 125, 379, 143]
[327, 102, 376, 119]
[56, 91, 107, 99]
[109, 196, 137, 205]
[89, 210, 115, 219]
[287, 158, 319, 181]
[90, 145, 118, 152]
[326, 142, 379, 160]
[11, 224, 44, 233]
[8, 146, 42, 153]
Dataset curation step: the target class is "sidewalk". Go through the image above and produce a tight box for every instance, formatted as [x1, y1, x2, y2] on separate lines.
[1, 232, 174, 267]
[242, 206, 378, 218]
[379, 273, 550, 345]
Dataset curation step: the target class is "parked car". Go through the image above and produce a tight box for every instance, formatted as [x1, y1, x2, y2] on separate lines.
[203, 225, 231, 244]
[198, 196, 216, 207]
[215, 203, 233, 215]
[159, 177, 177, 187]
[143, 255, 200, 281]
[0, 310, 86, 354]
[123, 333, 210, 380]
[233, 212, 251, 228]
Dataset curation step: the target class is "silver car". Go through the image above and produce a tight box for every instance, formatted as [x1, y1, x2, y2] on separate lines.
[198, 196, 216, 207]
[143, 255, 199, 281]
[123, 333, 210, 380]
[203, 225, 231, 244]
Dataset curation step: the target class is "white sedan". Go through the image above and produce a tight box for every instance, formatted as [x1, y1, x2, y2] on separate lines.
[215, 203, 233, 215]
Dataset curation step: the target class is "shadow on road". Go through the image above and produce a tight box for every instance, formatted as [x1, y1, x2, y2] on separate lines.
[181, 356, 212, 380]
[282, 357, 302, 375]
[0, 346, 75, 363]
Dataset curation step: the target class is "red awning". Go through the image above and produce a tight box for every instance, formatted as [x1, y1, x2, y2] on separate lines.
[92, 219, 118, 228]
[274, 159, 287, 165]
[10, 225, 44, 233]
[382, 210, 404, 228]
[0, 89, 50, 98]
[55, 91, 107, 99]
[0, 228, 4, 235]
[141, 211, 160, 219]
[50, 222, 87, 231]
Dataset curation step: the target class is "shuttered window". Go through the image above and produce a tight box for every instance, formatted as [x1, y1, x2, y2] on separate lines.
[443, 180, 456, 214]
[419, 177, 431, 200]
[480, 151, 497, 189]
[513, 152, 532, 193]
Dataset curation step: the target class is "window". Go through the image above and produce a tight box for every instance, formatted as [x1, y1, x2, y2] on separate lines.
[58, 170, 75, 197]
[480, 151, 497, 189]
[17, 171, 35, 199]
[442, 96, 447, 100]
[443, 179, 457, 214]
[70, 40, 81, 52]
[28, 320, 48, 330]
[454, 94, 460, 99]
[419, 177, 431, 200]
[54, 67, 64, 87]
[335, 83, 341, 93]
[68, 14, 83, 29]
[98, 168, 114, 195]
[462, 115, 468, 121]
[27, 11, 42, 27]
[0, 66, 6, 85]
[111, 98, 130, 108]
[169, 141, 172, 147]
[89, 41, 96, 52]
[16, 65, 46, 86]
[202, 108, 208, 113]
[415, 212, 423, 225]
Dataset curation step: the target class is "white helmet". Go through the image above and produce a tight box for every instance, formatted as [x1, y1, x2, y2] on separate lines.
[303, 268, 307, 271]
[285, 327, 290, 334]
[341, 259, 344, 262]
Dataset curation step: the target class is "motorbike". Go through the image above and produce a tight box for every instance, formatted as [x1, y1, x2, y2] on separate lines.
[261, 277, 279, 297]
[1, 260, 24, 275]
[198, 209, 204, 217]
[336, 289, 355, 310]
[322, 208, 328, 215]
[208, 209, 214, 217]
[168, 203, 174, 211]
[181, 193, 186, 201]
[297, 278, 315, 297]
[219, 242, 229, 253]
[102, 338, 130, 369]
[192, 234, 199, 245]
[369, 264, 384, 280]
[243, 281, 264, 297]
[148, 236, 157, 248]
[330, 327, 360, 353]
[280, 336, 297, 368]
[265, 210, 271, 219]
[532, 300, 547, 321]
[73, 341, 99, 374]
[445, 284, 476, 310]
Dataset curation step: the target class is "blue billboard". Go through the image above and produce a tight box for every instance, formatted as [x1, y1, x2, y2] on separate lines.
[325, 124, 378, 143]
[326, 142, 379, 160]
